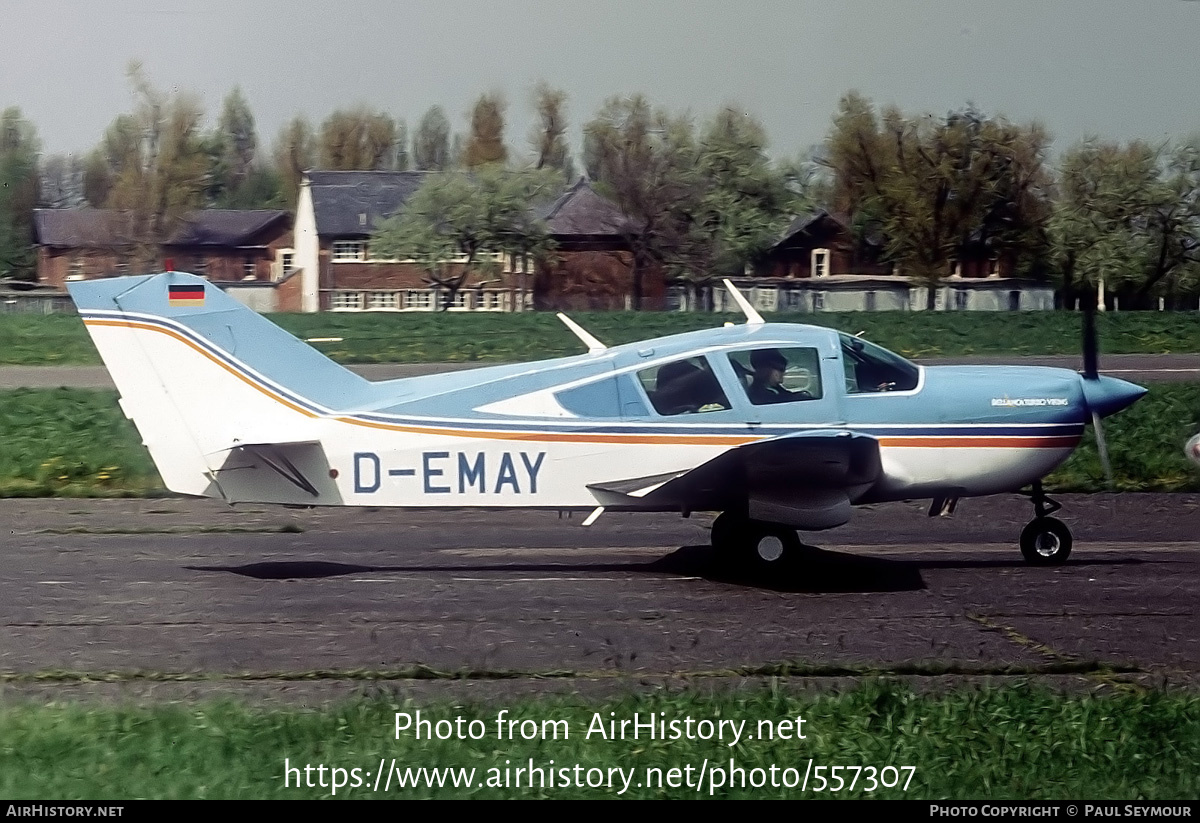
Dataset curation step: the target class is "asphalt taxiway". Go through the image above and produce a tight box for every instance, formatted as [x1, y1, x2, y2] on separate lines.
[2, 493, 1197, 700]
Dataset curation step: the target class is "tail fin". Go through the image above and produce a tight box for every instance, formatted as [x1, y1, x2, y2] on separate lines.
[69, 272, 370, 497]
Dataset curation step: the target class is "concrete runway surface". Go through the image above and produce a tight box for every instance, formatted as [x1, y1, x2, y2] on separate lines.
[2, 493, 1197, 701]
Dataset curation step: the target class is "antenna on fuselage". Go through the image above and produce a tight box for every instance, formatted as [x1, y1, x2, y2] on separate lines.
[556, 312, 607, 354]
[722, 279, 765, 326]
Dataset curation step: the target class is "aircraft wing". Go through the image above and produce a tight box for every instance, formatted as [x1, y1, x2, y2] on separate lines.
[587, 430, 881, 530]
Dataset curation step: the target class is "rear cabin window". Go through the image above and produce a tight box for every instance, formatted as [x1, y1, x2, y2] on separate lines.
[726, 347, 823, 406]
[839, 334, 920, 393]
[638, 357, 731, 416]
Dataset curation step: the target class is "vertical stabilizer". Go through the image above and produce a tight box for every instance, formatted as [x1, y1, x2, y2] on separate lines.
[69, 273, 371, 497]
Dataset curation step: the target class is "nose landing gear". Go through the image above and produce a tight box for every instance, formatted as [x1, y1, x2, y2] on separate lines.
[1019, 481, 1072, 565]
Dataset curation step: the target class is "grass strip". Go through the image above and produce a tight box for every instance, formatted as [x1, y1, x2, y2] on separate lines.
[0, 659, 1143, 685]
[4, 310, 1200, 366]
[0, 683, 1196, 798]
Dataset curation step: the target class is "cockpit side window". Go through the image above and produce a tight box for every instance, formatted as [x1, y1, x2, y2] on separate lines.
[726, 347, 822, 406]
[839, 333, 920, 393]
[638, 356, 730, 416]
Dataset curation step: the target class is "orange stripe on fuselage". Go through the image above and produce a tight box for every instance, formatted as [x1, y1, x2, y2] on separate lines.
[877, 436, 1082, 448]
[84, 318, 318, 419]
[85, 319, 1085, 450]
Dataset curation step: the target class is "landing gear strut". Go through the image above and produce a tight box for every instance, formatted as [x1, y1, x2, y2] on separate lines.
[711, 511, 801, 569]
[1019, 481, 1072, 565]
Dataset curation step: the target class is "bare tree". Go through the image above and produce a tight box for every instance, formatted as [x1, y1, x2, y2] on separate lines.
[40, 153, 87, 209]
[463, 93, 508, 168]
[530, 82, 573, 178]
[272, 116, 316, 209]
[413, 106, 450, 170]
[584, 94, 699, 308]
[319, 107, 396, 170]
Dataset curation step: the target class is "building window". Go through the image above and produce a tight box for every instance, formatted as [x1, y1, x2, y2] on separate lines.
[754, 287, 778, 312]
[67, 257, 84, 281]
[278, 249, 295, 273]
[864, 291, 877, 311]
[811, 248, 830, 278]
[192, 258, 208, 277]
[446, 290, 471, 311]
[367, 291, 398, 310]
[332, 241, 366, 262]
[478, 291, 506, 311]
[503, 253, 533, 274]
[403, 290, 434, 310]
[243, 257, 256, 279]
[812, 291, 825, 311]
[1008, 290, 1021, 311]
[954, 289, 969, 310]
[331, 291, 364, 311]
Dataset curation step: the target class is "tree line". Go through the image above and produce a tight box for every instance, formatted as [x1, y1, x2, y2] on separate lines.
[1, 65, 1197, 310]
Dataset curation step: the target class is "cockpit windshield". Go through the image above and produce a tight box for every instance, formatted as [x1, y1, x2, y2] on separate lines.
[839, 333, 920, 393]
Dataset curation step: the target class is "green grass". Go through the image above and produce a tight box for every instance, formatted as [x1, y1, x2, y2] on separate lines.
[0, 388, 161, 497]
[1, 684, 1196, 798]
[1047, 382, 1200, 492]
[3, 310, 1200, 365]
[0, 385, 1196, 497]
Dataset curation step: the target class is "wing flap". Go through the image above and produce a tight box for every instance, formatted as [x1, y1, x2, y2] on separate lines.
[587, 430, 881, 527]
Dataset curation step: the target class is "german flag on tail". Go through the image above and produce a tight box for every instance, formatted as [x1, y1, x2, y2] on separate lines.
[168, 284, 205, 307]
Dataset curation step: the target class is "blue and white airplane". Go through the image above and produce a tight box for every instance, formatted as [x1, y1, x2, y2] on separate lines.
[69, 272, 1147, 568]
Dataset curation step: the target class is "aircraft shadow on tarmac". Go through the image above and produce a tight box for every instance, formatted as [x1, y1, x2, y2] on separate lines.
[186, 547, 1145, 594]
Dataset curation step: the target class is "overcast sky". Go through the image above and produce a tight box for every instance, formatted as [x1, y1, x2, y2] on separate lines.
[3, 0, 1199, 162]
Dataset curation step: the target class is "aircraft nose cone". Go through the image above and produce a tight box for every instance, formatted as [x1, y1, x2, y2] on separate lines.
[1080, 375, 1148, 418]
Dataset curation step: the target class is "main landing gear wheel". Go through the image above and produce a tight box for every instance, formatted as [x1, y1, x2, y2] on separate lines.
[711, 512, 801, 569]
[1019, 481, 1072, 565]
[1020, 517, 1072, 565]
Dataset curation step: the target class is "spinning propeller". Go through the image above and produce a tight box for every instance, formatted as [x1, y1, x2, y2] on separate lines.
[1080, 302, 1113, 487]
[1078, 299, 1148, 488]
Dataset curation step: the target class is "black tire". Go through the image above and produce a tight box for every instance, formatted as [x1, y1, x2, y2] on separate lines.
[712, 513, 800, 568]
[747, 524, 800, 568]
[710, 511, 747, 553]
[1019, 517, 1072, 565]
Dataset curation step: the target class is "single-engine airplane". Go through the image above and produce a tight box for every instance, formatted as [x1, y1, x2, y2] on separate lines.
[69, 272, 1147, 568]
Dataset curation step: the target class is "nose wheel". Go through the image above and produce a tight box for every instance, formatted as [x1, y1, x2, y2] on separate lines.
[1020, 482, 1072, 565]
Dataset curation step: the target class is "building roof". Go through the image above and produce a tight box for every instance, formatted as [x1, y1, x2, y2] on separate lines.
[306, 171, 633, 239]
[306, 170, 433, 236]
[34, 209, 132, 247]
[168, 210, 289, 246]
[540, 178, 634, 236]
[33, 208, 290, 248]
[772, 209, 888, 252]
